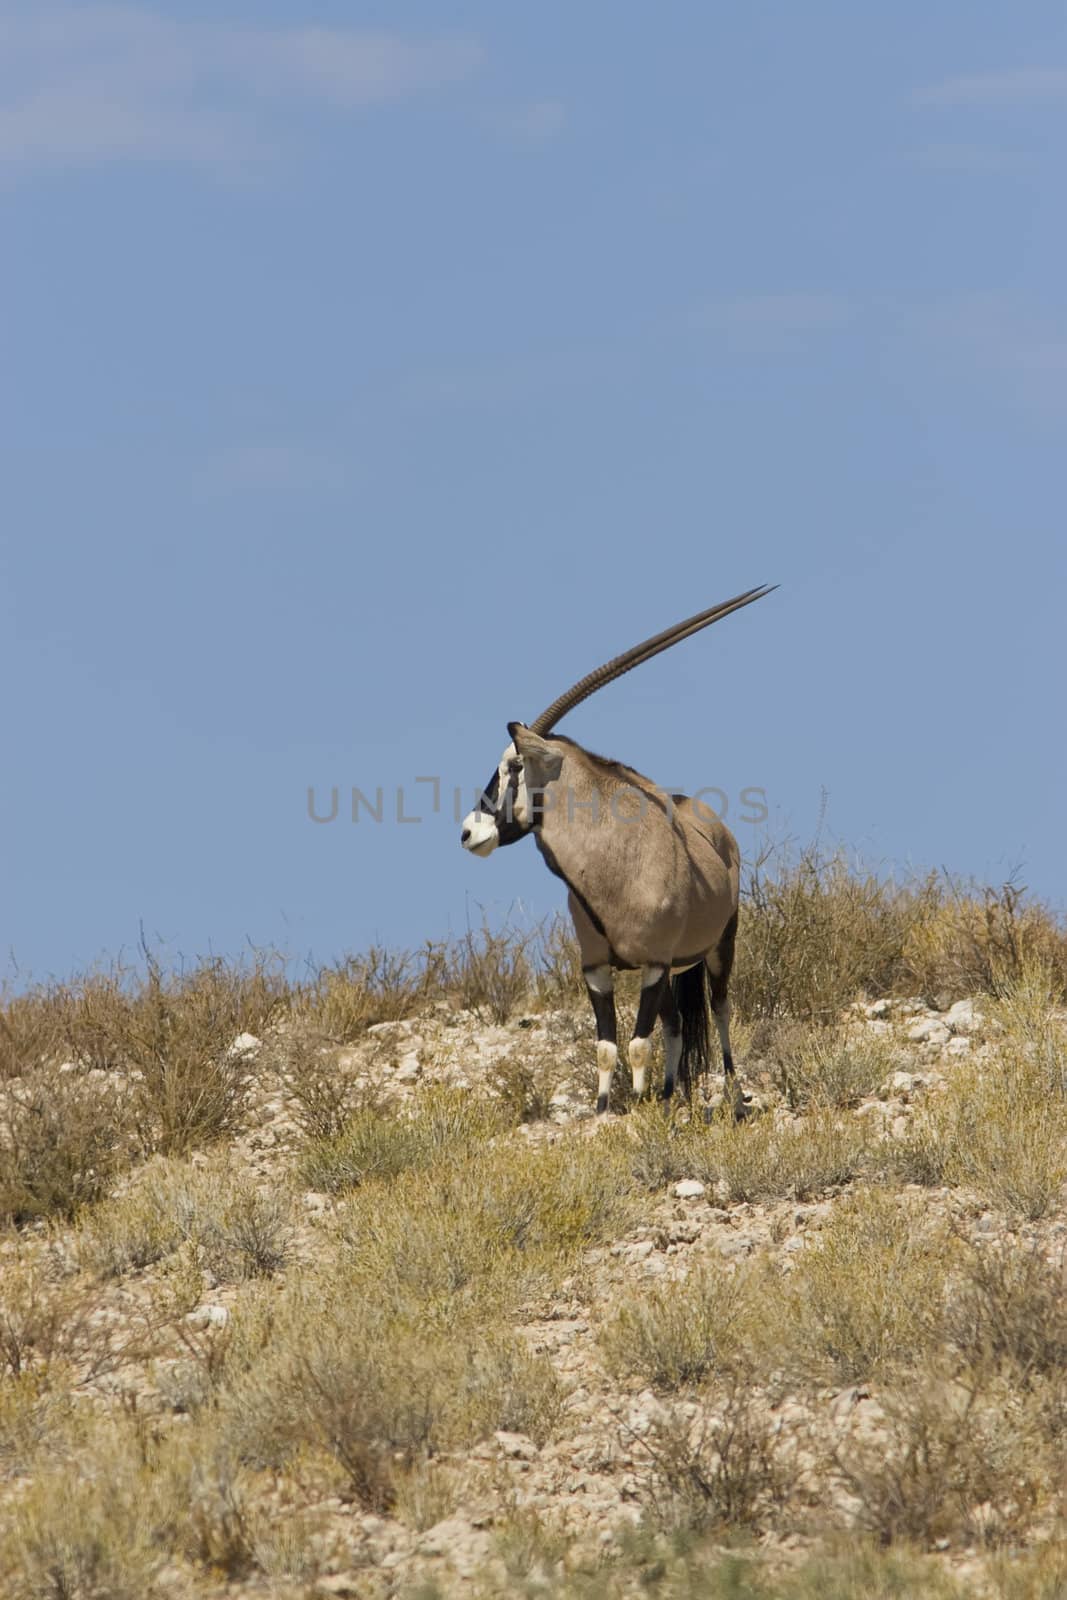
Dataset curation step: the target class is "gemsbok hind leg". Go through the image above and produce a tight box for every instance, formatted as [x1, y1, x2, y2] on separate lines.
[629, 965, 669, 1101]
[658, 981, 683, 1102]
[708, 911, 747, 1114]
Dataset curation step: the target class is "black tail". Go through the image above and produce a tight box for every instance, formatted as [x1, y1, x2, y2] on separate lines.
[672, 963, 711, 1097]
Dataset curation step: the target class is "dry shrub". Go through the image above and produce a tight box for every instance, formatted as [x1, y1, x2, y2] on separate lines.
[733, 848, 1067, 1024]
[768, 1023, 897, 1111]
[0, 1372, 77, 1483]
[903, 879, 1067, 1003]
[734, 848, 933, 1022]
[53, 949, 286, 1157]
[635, 1372, 786, 1535]
[947, 1240, 1067, 1440]
[599, 1256, 759, 1390]
[270, 1021, 378, 1140]
[76, 1155, 293, 1282]
[486, 1047, 560, 1123]
[706, 1109, 870, 1205]
[889, 1055, 1067, 1221]
[0, 1412, 271, 1596]
[782, 1187, 950, 1387]
[212, 1130, 630, 1509]
[334, 1132, 635, 1307]
[834, 1365, 1046, 1548]
[0, 1257, 105, 1379]
[533, 913, 586, 1008]
[296, 944, 434, 1040]
[451, 917, 536, 1024]
[223, 1274, 560, 1510]
[0, 986, 66, 1080]
[0, 1062, 134, 1222]
[300, 1086, 511, 1193]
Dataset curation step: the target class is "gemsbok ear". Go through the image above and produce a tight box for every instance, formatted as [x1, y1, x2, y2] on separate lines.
[508, 722, 564, 787]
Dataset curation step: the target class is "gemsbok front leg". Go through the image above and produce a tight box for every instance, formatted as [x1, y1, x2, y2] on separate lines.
[630, 965, 669, 1101]
[584, 965, 617, 1115]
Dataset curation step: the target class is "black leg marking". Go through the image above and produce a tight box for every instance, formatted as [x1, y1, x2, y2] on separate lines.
[709, 911, 738, 1077]
[658, 983, 681, 1101]
[633, 970, 669, 1040]
[585, 966, 617, 1116]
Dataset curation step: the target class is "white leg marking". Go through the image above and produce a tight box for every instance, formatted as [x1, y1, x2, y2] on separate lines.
[597, 1040, 618, 1103]
[585, 965, 614, 995]
[641, 965, 665, 987]
[629, 1035, 652, 1097]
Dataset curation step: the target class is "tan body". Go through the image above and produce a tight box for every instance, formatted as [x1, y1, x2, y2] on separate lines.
[535, 741, 739, 972]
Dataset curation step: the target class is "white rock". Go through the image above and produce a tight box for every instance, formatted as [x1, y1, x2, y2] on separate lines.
[395, 1052, 421, 1083]
[907, 1018, 951, 1047]
[672, 1179, 706, 1200]
[227, 1032, 261, 1059]
[186, 1304, 230, 1330]
[945, 1037, 972, 1058]
[946, 998, 980, 1035]
[494, 1430, 539, 1460]
[865, 999, 891, 1019]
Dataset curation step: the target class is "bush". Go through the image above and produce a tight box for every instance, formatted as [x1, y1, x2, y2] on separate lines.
[599, 1257, 759, 1390]
[0, 1062, 133, 1222]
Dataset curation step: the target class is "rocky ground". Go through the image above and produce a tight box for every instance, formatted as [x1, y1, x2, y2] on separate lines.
[4, 982, 1067, 1599]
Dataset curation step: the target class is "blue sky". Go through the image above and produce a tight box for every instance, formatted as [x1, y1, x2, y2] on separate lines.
[2, 2, 1065, 981]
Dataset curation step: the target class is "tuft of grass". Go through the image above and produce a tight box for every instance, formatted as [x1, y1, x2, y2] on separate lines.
[300, 1086, 512, 1193]
[624, 1103, 870, 1204]
[887, 1055, 1067, 1221]
[599, 1257, 760, 1391]
[781, 1187, 951, 1388]
[295, 944, 434, 1041]
[634, 1372, 786, 1536]
[76, 1155, 293, 1282]
[834, 1364, 1046, 1548]
[769, 1024, 898, 1111]
[0, 1062, 133, 1223]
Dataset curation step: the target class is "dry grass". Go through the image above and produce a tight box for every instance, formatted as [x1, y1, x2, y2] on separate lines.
[635, 1373, 787, 1535]
[834, 1364, 1047, 1548]
[733, 848, 1067, 1022]
[1, 858, 1067, 1595]
[780, 1187, 951, 1387]
[599, 1256, 760, 1390]
[75, 1155, 294, 1282]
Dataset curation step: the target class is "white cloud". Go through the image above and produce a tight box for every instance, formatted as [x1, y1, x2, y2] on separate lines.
[917, 68, 1067, 106]
[0, 4, 485, 172]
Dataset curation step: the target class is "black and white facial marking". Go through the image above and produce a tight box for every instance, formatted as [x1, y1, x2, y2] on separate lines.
[460, 743, 532, 857]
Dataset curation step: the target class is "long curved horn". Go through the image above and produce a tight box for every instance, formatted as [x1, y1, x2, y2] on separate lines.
[528, 584, 777, 735]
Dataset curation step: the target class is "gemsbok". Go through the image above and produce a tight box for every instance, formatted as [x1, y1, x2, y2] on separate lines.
[461, 586, 775, 1113]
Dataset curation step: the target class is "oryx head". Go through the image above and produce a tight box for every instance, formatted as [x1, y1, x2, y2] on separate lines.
[460, 585, 776, 857]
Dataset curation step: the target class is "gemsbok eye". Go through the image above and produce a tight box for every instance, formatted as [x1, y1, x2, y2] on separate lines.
[461, 584, 777, 1118]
